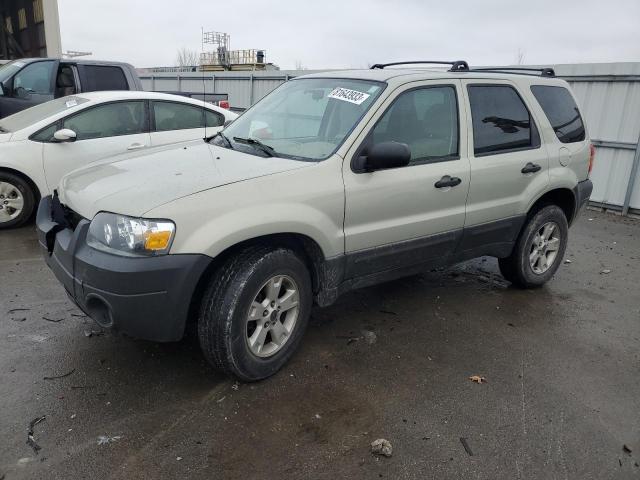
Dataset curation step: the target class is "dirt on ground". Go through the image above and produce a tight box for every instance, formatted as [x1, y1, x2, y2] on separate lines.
[1, 210, 639, 479]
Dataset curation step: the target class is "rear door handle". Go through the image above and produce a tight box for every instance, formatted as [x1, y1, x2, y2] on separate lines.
[434, 175, 462, 188]
[521, 162, 542, 174]
[127, 143, 146, 151]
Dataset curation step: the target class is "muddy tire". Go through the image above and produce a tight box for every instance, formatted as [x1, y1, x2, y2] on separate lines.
[498, 205, 568, 288]
[0, 172, 35, 229]
[198, 246, 312, 382]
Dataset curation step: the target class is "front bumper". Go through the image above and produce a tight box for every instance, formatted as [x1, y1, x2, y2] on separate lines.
[36, 196, 211, 342]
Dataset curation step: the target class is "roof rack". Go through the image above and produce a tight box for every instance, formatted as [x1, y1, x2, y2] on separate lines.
[370, 60, 469, 72]
[468, 67, 556, 77]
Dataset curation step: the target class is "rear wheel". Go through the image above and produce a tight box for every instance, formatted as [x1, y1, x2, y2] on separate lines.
[0, 172, 35, 229]
[198, 246, 312, 381]
[498, 205, 568, 288]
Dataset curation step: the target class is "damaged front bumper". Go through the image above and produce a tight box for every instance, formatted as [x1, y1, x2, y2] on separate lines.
[36, 196, 211, 342]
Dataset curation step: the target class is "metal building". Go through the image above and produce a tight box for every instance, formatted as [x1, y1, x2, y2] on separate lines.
[0, 0, 62, 59]
[139, 63, 640, 216]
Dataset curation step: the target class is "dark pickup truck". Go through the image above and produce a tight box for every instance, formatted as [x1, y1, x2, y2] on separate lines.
[0, 58, 142, 118]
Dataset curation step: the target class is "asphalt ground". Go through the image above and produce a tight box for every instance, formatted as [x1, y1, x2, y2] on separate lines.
[1, 210, 639, 479]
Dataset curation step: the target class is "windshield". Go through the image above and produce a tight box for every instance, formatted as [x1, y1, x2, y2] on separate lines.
[215, 78, 385, 161]
[0, 95, 89, 133]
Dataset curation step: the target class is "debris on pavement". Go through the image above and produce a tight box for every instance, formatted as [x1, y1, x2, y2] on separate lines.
[231, 382, 239, 391]
[43, 369, 76, 381]
[8, 308, 30, 314]
[26, 416, 46, 454]
[564, 259, 572, 264]
[362, 330, 377, 345]
[601, 269, 611, 274]
[469, 375, 487, 384]
[97, 435, 122, 445]
[42, 316, 64, 323]
[460, 437, 474, 456]
[11, 317, 26, 322]
[379, 310, 397, 316]
[176, 456, 183, 461]
[370, 438, 393, 457]
[623, 444, 632, 454]
[84, 330, 105, 338]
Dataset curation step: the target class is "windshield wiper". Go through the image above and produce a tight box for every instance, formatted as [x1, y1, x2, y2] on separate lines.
[206, 131, 233, 149]
[233, 136, 275, 157]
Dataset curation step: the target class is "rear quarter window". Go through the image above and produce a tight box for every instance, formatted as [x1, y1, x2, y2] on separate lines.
[530, 85, 585, 143]
[81, 65, 128, 92]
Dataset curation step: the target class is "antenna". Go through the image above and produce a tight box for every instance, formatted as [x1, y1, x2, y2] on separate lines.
[201, 26, 207, 140]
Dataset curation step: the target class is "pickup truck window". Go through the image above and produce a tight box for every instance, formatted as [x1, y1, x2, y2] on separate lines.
[63, 101, 145, 140]
[370, 86, 459, 164]
[468, 85, 539, 156]
[81, 65, 128, 92]
[12, 61, 55, 99]
[218, 78, 384, 161]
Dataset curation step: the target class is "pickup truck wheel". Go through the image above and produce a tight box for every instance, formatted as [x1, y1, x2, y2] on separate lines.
[498, 205, 568, 288]
[0, 173, 35, 229]
[198, 246, 312, 381]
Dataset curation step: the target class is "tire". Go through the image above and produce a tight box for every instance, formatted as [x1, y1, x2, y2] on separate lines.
[198, 246, 312, 381]
[0, 172, 35, 229]
[498, 205, 568, 288]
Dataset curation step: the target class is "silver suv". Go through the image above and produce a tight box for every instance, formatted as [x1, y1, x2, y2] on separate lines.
[37, 61, 594, 381]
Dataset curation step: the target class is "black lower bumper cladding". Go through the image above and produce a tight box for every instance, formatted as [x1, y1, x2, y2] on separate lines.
[36, 196, 211, 342]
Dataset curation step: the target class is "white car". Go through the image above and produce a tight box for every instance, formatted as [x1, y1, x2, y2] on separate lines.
[0, 91, 237, 228]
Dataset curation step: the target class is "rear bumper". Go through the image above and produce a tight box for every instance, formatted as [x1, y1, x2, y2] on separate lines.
[573, 178, 593, 222]
[36, 196, 211, 342]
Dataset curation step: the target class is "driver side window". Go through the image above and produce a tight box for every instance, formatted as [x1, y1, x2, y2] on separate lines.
[12, 61, 55, 100]
[370, 86, 459, 165]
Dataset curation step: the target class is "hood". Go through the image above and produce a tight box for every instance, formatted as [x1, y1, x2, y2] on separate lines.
[60, 141, 312, 219]
[0, 132, 13, 143]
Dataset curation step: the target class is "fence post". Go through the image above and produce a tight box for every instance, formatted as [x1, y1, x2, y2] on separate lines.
[177, 74, 181, 92]
[249, 74, 254, 106]
[622, 132, 640, 216]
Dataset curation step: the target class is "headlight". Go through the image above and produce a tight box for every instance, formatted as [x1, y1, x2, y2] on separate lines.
[87, 212, 175, 257]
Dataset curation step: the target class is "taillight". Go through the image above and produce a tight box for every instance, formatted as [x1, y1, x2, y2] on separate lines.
[588, 143, 596, 175]
[218, 100, 230, 110]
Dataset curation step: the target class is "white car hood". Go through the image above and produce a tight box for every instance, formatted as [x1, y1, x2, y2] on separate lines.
[0, 132, 13, 143]
[59, 140, 312, 219]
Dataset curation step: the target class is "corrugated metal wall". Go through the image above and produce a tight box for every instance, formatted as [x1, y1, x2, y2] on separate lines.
[139, 63, 640, 214]
[555, 63, 640, 213]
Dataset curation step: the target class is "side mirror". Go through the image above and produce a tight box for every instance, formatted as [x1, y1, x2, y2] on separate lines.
[355, 141, 411, 172]
[53, 129, 77, 143]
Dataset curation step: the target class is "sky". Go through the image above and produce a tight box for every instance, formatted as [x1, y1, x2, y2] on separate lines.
[57, 0, 640, 70]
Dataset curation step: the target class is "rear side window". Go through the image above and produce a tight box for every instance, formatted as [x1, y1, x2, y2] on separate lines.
[152, 101, 205, 131]
[468, 85, 539, 156]
[531, 85, 585, 143]
[205, 109, 225, 127]
[81, 66, 128, 92]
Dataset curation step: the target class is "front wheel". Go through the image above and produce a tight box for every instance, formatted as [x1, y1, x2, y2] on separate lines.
[198, 246, 312, 381]
[0, 172, 35, 229]
[499, 205, 568, 288]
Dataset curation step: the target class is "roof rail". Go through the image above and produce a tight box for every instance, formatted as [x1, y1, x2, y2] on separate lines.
[469, 67, 556, 77]
[370, 60, 469, 72]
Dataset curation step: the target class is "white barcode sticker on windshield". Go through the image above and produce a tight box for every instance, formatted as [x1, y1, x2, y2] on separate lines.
[328, 87, 370, 105]
[65, 99, 78, 108]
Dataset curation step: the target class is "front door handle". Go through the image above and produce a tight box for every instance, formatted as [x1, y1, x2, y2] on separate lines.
[127, 143, 146, 151]
[521, 162, 542, 174]
[434, 175, 462, 188]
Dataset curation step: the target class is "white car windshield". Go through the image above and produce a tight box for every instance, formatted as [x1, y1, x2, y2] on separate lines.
[0, 95, 89, 133]
[214, 78, 385, 161]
